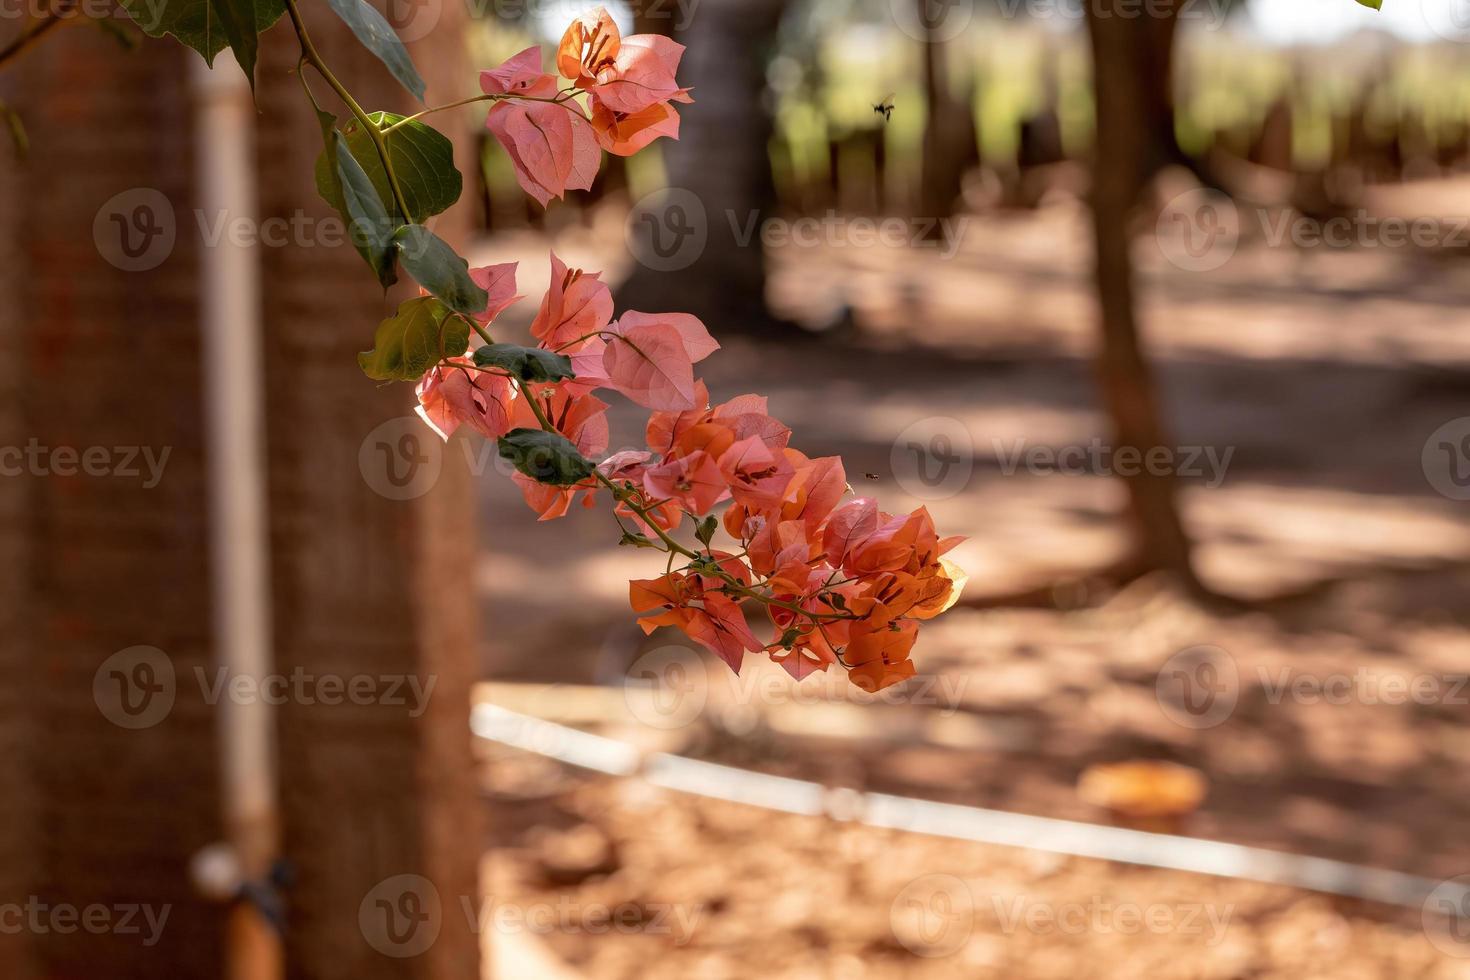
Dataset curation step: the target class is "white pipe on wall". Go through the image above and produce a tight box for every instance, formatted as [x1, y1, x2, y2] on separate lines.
[189, 53, 282, 980]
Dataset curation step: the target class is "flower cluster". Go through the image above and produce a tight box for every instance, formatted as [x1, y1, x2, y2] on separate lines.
[329, 7, 968, 692]
[481, 9, 691, 205]
[414, 246, 966, 691]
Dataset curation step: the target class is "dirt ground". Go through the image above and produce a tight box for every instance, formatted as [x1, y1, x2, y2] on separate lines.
[467, 190, 1470, 977]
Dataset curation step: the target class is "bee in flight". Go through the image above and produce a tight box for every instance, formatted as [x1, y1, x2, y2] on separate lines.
[872, 94, 894, 122]
[863, 473, 880, 481]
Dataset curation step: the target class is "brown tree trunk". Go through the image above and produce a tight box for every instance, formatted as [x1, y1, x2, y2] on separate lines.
[918, 4, 970, 221]
[616, 0, 789, 335]
[1084, 1, 1201, 591]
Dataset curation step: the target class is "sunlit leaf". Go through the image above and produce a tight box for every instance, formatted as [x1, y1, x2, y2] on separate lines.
[313, 112, 460, 225]
[357, 296, 467, 381]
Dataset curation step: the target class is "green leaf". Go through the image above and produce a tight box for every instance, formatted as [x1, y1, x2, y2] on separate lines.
[357, 296, 468, 381]
[334, 132, 400, 287]
[695, 515, 719, 546]
[497, 429, 595, 486]
[313, 113, 460, 225]
[118, 0, 284, 84]
[1354, 0, 1381, 7]
[323, 0, 425, 101]
[471, 344, 574, 383]
[394, 225, 487, 316]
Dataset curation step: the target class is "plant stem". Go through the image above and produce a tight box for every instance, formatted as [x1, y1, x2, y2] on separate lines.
[507, 375, 854, 632]
[282, 0, 413, 222]
[382, 89, 585, 134]
[383, 93, 498, 133]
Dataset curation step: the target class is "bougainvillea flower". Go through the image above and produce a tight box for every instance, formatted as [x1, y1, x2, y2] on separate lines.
[415, 359, 516, 442]
[511, 383, 609, 457]
[718, 436, 795, 510]
[681, 593, 761, 673]
[642, 449, 727, 515]
[584, 34, 688, 114]
[482, 48, 597, 207]
[588, 98, 681, 156]
[602, 311, 717, 410]
[556, 7, 621, 87]
[486, 99, 600, 207]
[646, 381, 711, 454]
[531, 252, 614, 350]
[469, 262, 521, 324]
[629, 573, 693, 632]
[822, 498, 881, 565]
[598, 449, 653, 483]
[511, 471, 596, 522]
[481, 45, 557, 99]
[845, 620, 919, 692]
[603, 320, 696, 410]
[616, 310, 718, 362]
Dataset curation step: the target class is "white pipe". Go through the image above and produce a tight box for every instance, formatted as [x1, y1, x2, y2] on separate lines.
[190, 53, 282, 980]
[470, 703, 1463, 912]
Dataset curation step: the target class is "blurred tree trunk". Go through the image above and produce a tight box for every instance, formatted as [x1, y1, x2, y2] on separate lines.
[918, 7, 970, 220]
[616, 0, 789, 335]
[1083, 1, 1202, 591]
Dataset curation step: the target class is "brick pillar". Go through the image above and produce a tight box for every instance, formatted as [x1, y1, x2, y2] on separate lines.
[254, 5, 483, 978]
[0, 3, 483, 977]
[1, 23, 223, 979]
